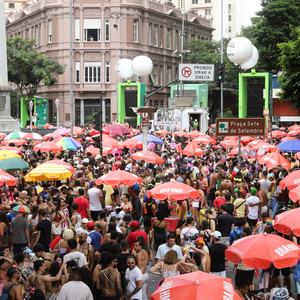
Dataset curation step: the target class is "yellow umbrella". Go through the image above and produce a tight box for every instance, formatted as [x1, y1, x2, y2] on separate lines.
[24, 163, 72, 182]
[0, 150, 21, 160]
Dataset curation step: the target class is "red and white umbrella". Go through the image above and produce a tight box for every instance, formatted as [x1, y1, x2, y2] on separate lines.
[0, 169, 18, 186]
[258, 152, 290, 169]
[274, 207, 300, 236]
[85, 145, 100, 157]
[131, 151, 165, 164]
[95, 170, 143, 187]
[279, 170, 300, 190]
[23, 132, 43, 140]
[33, 142, 63, 153]
[1, 139, 27, 146]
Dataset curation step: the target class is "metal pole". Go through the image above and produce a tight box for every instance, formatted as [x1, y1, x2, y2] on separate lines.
[69, 0, 74, 137]
[30, 105, 32, 132]
[16, 92, 19, 122]
[116, 18, 119, 123]
[180, 11, 185, 97]
[99, 96, 103, 157]
[220, 0, 224, 118]
[238, 136, 241, 171]
[142, 122, 148, 151]
[56, 106, 59, 128]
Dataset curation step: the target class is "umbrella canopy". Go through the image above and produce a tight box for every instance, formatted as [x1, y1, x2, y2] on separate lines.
[277, 140, 300, 153]
[240, 136, 255, 144]
[148, 181, 199, 201]
[289, 186, 300, 203]
[174, 130, 188, 137]
[54, 137, 82, 151]
[274, 207, 300, 236]
[85, 145, 100, 157]
[178, 143, 204, 156]
[0, 133, 6, 139]
[221, 139, 238, 148]
[0, 150, 21, 160]
[271, 130, 286, 138]
[279, 170, 300, 190]
[43, 133, 62, 140]
[53, 128, 71, 135]
[281, 137, 298, 142]
[150, 271, 242, 300]
[288, 125, 300, 131]
[287, 130, 300, 136]
[34, 142, 63, 153]
[5, 131, 26, 139]
[1, 139, 26, 146]
[258, 152, 290, 169]
[0, 146, 22, 155]
[185, 130, 201, 138]
[225, 233, 300, 269]
[155, 129, 171, 135]
[95, 170, 143, 187]
[41, 160, 76, 174]
[0, 169, 18, 186]
[119, 138, 143, 149]
[193, 136, 216, 144]
[13, 205, 30, 213]
[296, 152, 300, 160]
[104, 124, 131, 135]
[23, 132, 43, 140]
[42, 123, 56, 129]
[131, 151, 165, 164]
[0, 158, 29, 171]
[25, 163, 72, 181]
[133, 134, 163, 145]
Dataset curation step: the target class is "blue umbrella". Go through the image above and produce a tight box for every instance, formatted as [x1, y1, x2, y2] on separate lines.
[277, 140, 300, 153]
[133, 134, 163, 145]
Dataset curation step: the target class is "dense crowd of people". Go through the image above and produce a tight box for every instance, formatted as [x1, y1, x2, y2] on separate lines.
[0, 124, 298, 300]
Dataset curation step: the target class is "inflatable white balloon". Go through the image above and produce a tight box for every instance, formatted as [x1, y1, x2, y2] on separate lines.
[227, 37, 253, 65]
[240, 46, 259, 70]
[131, 56, 153, 76]
[116, 59, 134, 80]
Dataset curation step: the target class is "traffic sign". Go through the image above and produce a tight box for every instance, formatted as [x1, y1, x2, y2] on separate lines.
[179, 64, 214, 81]
[216, 118, 265, 136]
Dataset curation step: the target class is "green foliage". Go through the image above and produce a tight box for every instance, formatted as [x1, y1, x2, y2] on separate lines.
[241, 0, 300, 73]
[10, 90, 18, 119]
[85, 114, 95, 127]
[7, 36, 65, 110]
[278, 36, 300, 109]
[184, 39, 240, 88]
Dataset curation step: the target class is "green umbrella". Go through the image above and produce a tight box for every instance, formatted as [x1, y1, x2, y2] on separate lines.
[0, 158, 29, 171]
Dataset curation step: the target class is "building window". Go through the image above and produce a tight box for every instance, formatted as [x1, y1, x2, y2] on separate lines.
[166, 66, 172, 83]
[153, 25, 158, 46]
[105, 19, 110, 41]
[105, 62, 110, 83]
[205, 9, 211, 15]
[174, 30, 178, 50]
[48, 20, 52, 43]
[26, 28, 29, 40]
[166, 28, 171, 49]
[160, 26, 163, 47]
[84, 19, 101, 41]
[228, 26, 231, 33]
[192, 0, 198, 4]
[205, 0, 211, 3]
[228, 4, 231, 13]
[35, 25, 39, 46]
[160, 66, 163, 85]
[133, 20, 138, 42]
[228, 15, 231, 21]
[148, 24, 152, 45]
[75, 19, 80, 41]
[75, 62, 80, 83]
[84, 62, 101, 83]
[8, 3, 15, 8]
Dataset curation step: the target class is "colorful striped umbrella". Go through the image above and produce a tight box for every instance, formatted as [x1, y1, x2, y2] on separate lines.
[54, 137, 82, 151]
[13, 205, 30, 213]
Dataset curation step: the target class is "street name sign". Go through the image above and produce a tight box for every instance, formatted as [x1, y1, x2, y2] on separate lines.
[216, 118, 265, 136]
[179, 64, 214, 81]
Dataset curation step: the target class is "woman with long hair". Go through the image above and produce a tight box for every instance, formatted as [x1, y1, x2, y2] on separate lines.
[175, 218, 186, 246]
[50, 201, 66, 239]
[142, 196, 156, 236]
[36, 195, 47, 210]
[152, 211, 167, 254]
[102, 222, 117, 243]
[190, 180, 202, 228]
[121, 194, 132, 213]
[28, 187, 38, 203]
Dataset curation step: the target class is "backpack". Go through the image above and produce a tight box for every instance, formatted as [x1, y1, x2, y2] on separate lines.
[0, 283, 17, 300]
[231, 229, 242, 244]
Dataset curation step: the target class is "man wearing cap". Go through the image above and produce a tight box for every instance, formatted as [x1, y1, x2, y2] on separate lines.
[86, 221, 101, 252]
[245, 188, 260, 228]
[126, 221, 147, 253]
[208, 231, 227, 278]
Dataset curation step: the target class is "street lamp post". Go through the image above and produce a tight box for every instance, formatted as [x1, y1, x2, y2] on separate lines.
[29, 100, 33, 132]
[55, 98, 60, 128]
[179, 10, 186, 97]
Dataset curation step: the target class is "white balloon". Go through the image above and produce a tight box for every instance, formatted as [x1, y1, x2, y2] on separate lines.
[240, 46, 259, 70]
[227, 37, 253, 65]
[131, 56, 153, 76]
[116, 59, 134, 79]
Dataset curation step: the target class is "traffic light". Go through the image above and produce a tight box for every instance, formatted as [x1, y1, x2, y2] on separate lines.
[215, 63, 225, 83]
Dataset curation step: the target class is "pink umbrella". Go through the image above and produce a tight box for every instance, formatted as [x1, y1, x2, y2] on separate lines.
[110, 148, 122, 156]
[147, 142, 156, 150]
[104, 124, 131, 136]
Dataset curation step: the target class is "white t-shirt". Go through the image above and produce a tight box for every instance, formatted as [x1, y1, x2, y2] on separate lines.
[246, 195, 260, 220]
[180, 227, 199, 248]
[156, 244, 183, 261]
[57, 281, 93, 300]
[87, 187, 102, 211]
[259, 179, 271, 194]
[63, 251, 88, 268]
[125, 266, 143, 300]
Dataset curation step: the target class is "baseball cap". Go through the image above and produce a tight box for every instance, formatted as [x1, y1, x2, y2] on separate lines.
[81, 218, 89, 224]
[86, 221, 95, 229]
[128, 221, 139, 228]
[211, 231, 222, 240]
[269, 287, 289, 300]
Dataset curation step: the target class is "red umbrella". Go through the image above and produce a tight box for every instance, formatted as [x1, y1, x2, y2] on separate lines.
[174, 130, 188, 137]
[225, 233, 300, 269]
[296, 152, 300, 160]
[131, 151, 165, 164]
[221, 139, 238, 148]
[0, 146, 22, 155]
[41, 160, 76, 174]
[224, 136, 238, 140]
[23, 132, 44, 140]
[104, 124, 131, 136]
[287, 130, 299, 136]
[89, 129, 99, 136]
[185, 130, 201, 138]
[240, 136, 254, 144]
[95, 170, 143, 187]
[258, 152, 290, 169]
[178, 143, 204, 156]
[193, 136, 216, 144]
[0, 133, 6, 139]
[33, 142, 63, 153]
[148, 181, 199, 201]
[103, 138, 119, 148]
[119, 139, 143, 149]
[288, 125, 300, 131]
[271, 130, 286, 138]
[43, 133, 61, 140]
[274, 207, 300, 236]
[43, 123, 56, 129]
[289, 186, 300, 203]
[150, 271, 242, 300]
[279, 170, 300, 190]
[130, 127, 141, 134]
[85, 145, 100, 157]
[1, 139, 26, 146]
[0, 169, 18, 186]
[154, 129, 171, 135]
[281, 137, 298, 142]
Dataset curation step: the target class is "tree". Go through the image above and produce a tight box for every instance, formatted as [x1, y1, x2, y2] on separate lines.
[7, 36, 65, 111]
[241, 0, 300, 74]
[278, 36, 300, 109]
